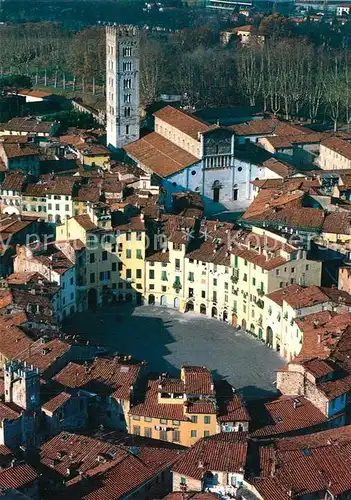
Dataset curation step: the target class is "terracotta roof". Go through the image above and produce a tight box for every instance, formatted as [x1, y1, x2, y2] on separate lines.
[262, 158, 296, 178]
[0, 401, 21, 421]
[129, 379, 187, 420]
[153, 106, 210, 140]
[186, 401, 217, 414]
[40, 432, 178, 498]
[172, 433, 248, 479]
[17, 88, 52, 98]
[164, 493, 219, 500]
[233, 24, 257, 33]
[183, 366, 215, 395]
[46, 176, 77, 196]
[0, 463, 38, 490]
[112, 213, 145, 232]
[72, 214, 98, 231]
[54, 358, 143, 400]
[42, 392, 71, 414]
[243, 187, 324, 230]
[1, 117, 54, 134]
[124, 132, 198, 177]
[0, 322, 71, 377]
[253, 426, 351, 497]
[1, 172, 26, 191]
[217, 393, 250, 423]
[250, 396, 327, 438]
[266, 285, 329, 309]
[322, 136, 351, 160]
[322, 212, 351, 235]
[1, 143, 39, 159]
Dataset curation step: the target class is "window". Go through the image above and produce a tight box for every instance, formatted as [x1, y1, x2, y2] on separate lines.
[123, 47, 132, 57]
[126, 125, 130, 135]
[224, 282, 228, 290]
[144, 416, 152, 422]
[213, 278, 217, 286]
[306, 264, 309, 271]
[243, 273, 247, 282]
[188, 272, 194, 282]
[291, 267, 295, 273]
[126, 249, 132, 258]
[144, 427, 152, 438]
[201, 290, 206, 299]
[70, 292, 74, 300]
[55, 204, 59, 210]
[132, 415, 140, 421]
[126, 232, 131, 241]
[191, 430, 197, 438]
[90, 273, 95, 283]
[48, 203, 52, 210]
[133, 425, 140, 435]
[124, 94, 132, 103]
[172, 420, 180, 425]
[70, 277, 74, 285]
[126, 269, 132, 279]
[149, 270, 155, 280]
[160, 430, 168, 441]
[162, 286, 167, 292]
[112, 263, 117, 271]
[124, 106, 131, 117]
[191, 415, 198, 423]
[102, 251, 107, 261]
[173, 430, 180, 442]
[161, 271, 167, 281]
[136, 269, 142, 279]
[90, 253, 95, 264]
[118, 262, 123, 271]
[280, 281, 284, 288]
[160, 418, 168, 424]
[213, 291, 217, 302]
[65, 204, 69, 211]
[276, 269, 280, 276]
[136, 249, 142, 259]
[175, 258, 180, 270]
[252, 277, 256, 286]
[123, 78, 132, 89]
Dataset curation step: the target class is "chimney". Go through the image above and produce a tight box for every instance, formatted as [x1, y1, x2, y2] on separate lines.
[317, 334, 321, 343]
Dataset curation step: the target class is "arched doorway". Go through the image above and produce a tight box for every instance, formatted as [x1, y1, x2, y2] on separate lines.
[126, 293, 133, 302]
[250, 324, 255, 335]
[212, 180, 220, 203]
[174, 297, 180, 309]
[148, 294, 155, 305]
[266, 326, 273, 345]
[88, 288, 97, 309]
[186, 301, 194, 312]
[211, 306, 217, 318]
[200, 304, 206, 315]
[242, 319, 247, 331]
[160, 295, 167, 306]
[223, 310, 228, 322]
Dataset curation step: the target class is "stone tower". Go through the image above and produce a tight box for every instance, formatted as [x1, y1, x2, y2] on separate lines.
[4, 360, 40, 410]
[106, 24, 140, 150]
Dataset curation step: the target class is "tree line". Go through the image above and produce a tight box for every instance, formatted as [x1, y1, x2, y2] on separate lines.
[0, 21, 350, 128]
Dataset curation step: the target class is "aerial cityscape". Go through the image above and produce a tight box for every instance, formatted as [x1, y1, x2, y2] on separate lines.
[0, 0, 350, 498]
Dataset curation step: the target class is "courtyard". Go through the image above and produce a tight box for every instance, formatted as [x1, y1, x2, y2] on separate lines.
[64, 305, 285, 400]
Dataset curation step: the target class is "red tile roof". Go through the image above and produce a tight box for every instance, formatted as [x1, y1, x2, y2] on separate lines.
[322, 136, 351, 160]
[253, 426, 351, 497]
[1, 143, 39, 159]
[124, 132, 198, 177]
[153, 106, 210, 140]
[250, 396, 327, 438]
[129, 380, 187, 421]
[72, 214, 98, 231]
[54, 358, 143, 400]
[0, 463, 38, 490]
[172, 433, 248, 479]
[40, 432, 179, 499]
[0, 401, 21, 421]
[42, 392, 72, 414]
[266, 285, 329, 309]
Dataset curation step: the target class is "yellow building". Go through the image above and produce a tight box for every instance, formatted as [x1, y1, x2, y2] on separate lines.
[56, 209, 146, 307]
[128, 366, 248, 447]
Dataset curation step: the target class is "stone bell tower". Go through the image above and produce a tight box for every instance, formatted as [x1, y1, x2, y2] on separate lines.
[106, 24, 140, 150]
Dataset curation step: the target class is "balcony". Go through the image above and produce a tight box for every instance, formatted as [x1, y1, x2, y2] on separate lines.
[257, 288, 265, 297]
